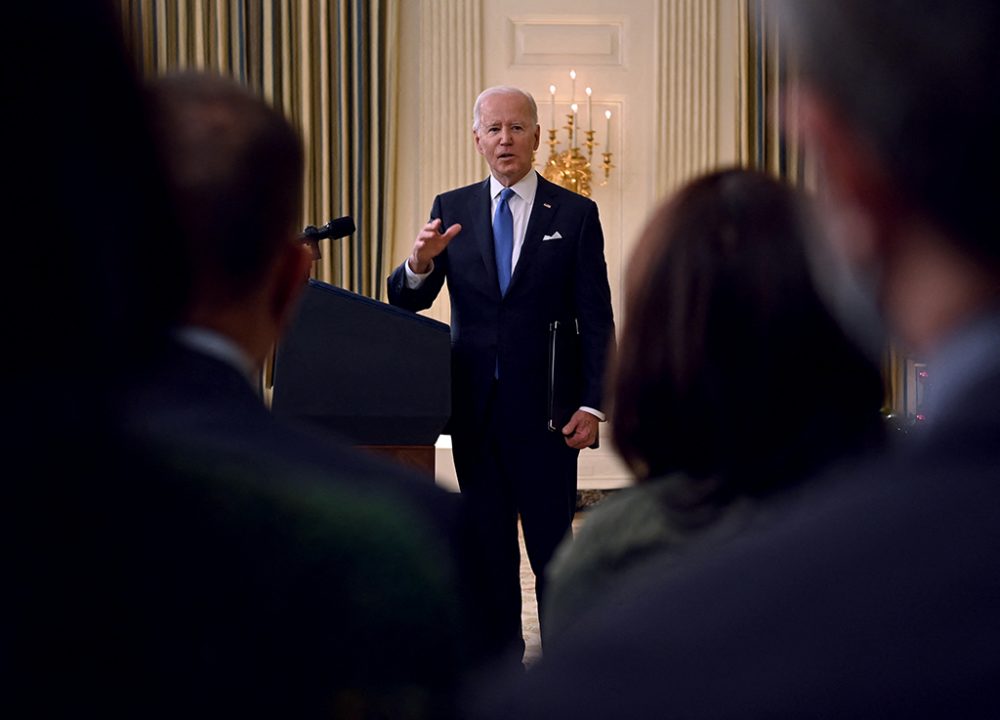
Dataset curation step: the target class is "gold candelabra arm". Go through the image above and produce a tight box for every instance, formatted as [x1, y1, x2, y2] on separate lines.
[584, 129, 597, 160]
[601, 151, 615, 186]
[544, 128, 559, 177]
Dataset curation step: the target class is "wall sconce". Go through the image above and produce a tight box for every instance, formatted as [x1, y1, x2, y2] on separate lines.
[539, 69, 614, 198]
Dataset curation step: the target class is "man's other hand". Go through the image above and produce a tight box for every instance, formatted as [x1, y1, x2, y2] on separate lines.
[562, 410, 599, 449]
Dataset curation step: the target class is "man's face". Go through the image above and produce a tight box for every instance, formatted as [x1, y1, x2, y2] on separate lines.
[474, 92, 540, 187]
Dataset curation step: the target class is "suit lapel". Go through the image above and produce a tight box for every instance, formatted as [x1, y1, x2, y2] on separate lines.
[507, 173, 557, 297]
[471, 178, 499, 295]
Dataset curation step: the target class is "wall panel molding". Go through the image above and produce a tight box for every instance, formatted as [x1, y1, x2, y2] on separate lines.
[509, 18, 623, 67]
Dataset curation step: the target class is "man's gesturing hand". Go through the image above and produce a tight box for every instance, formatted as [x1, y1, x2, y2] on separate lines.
[408, 218, 462, 274]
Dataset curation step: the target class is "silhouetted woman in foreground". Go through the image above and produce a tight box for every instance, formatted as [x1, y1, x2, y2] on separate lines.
[544, 169, 885, 644]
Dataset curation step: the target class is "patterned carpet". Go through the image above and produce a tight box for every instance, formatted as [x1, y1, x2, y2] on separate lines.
[518, 520, 543, 666]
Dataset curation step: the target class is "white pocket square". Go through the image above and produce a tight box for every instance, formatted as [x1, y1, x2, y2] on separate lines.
[542, 231, 563, 241]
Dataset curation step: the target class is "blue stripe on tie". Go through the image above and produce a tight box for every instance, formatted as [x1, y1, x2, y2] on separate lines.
[493, 187, 515, 378]
[493, 187, 515, 297]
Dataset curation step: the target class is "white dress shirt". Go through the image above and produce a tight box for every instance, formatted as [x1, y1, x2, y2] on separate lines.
[174, 325, 258, 388]
[489, 170, 537, 274]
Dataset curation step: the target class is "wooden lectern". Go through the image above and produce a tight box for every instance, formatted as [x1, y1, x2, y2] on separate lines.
[271, 279, 450, 478]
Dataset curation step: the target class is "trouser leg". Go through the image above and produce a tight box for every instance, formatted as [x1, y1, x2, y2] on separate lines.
[451, 388, 524, 662]
[492, 383, 579, 649]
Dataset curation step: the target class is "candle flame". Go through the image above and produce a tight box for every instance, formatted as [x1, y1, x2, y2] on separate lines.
[605, 110, 612, 119]
[569, 69, 576, 80]
[586, 87, 592, 96]
[571, 103, 578, 112]
[549, 84, 556, 95]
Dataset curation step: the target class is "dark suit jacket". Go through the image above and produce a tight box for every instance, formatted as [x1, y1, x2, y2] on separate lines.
[472, 354, 1000, 718]
[388, 173, 614, 437]
[125, 340, 436, 493]
[59, 340, 496, 717]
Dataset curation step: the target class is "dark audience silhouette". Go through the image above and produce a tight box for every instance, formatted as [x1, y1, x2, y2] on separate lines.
[543, 169, 885, 647]
[7, 4, 490, 718]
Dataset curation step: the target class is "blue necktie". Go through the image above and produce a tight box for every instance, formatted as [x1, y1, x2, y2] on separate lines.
[493, 187, 515, 297]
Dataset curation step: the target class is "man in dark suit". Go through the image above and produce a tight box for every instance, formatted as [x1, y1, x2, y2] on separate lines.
[388, 86, 615, 656]
[471, 1, 1000, 717]
[117, 71, 491, 716]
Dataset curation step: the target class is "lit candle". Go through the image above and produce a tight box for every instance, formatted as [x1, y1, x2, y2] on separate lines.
[571, 103, 578, 146]
[549, 84, 556, 129]
[586, 87, 593, 131]
[605, 110, 612, 151]
[569, 69, 576, 104]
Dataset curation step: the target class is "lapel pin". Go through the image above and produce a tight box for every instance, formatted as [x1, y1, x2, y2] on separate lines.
[543, 203, 552, 208]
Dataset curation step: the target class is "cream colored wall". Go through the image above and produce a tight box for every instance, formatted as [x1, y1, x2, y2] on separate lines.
[392, 0, 742, 488]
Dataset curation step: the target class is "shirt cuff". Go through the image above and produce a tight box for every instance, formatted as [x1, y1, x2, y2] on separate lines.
[404, 258, 434, 289]
[579, 406, 606, 422]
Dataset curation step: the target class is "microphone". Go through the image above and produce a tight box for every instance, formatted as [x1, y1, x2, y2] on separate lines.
[301, 216, 355, 241]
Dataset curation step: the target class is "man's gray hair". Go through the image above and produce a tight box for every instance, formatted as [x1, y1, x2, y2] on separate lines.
[472, 86, 538, 131]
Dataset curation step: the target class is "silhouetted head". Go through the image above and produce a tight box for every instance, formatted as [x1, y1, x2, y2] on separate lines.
[612, 169, 884, 494]
[778, 0, 999, 265]
[148, 72, 305, 312]
[777, 1, 1000, 355]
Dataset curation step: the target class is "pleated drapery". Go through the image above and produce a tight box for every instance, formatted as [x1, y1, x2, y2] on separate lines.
[116, 0, 397, 299]
[418, 0, 484, 205]
[656, 0, 719, 197]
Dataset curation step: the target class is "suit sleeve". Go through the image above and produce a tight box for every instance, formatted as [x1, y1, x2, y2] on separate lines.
[387, 195, 449, 312]
[575, 200, 615, 412]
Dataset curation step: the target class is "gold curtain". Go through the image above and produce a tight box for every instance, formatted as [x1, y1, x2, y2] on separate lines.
[115, 0, 398, 299]
[737, 0, 812, 186]
[738, 0, 908, 413]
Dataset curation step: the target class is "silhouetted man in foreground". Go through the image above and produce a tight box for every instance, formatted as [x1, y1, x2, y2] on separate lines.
[121, 72, 483, 717]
